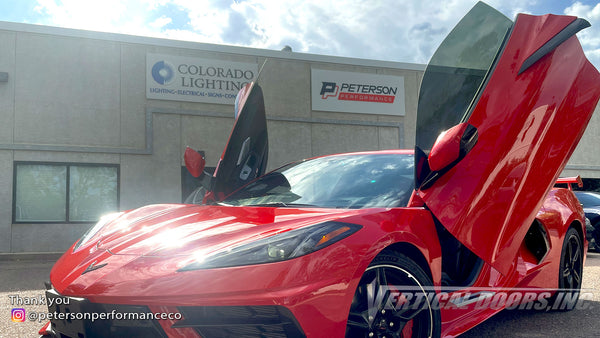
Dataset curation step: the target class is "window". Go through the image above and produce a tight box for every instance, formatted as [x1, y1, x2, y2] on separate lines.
[415, 2, 512, 152]
[181, 165, 215, 203]
[223, 153, 415, 209]
[14, 162, 119, 223]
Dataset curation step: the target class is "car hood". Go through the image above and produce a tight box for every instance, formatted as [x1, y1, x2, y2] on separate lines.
[92, 204, 357, 257]
[50, 203, 370, 295]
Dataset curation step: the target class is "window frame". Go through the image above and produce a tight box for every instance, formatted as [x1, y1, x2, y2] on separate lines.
[12, 161, 120, 224]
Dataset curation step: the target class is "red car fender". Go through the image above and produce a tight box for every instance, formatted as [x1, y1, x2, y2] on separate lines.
[291, 207, 444, 337]
[342, 207, 443, 288]
[517, 188, 587, 290]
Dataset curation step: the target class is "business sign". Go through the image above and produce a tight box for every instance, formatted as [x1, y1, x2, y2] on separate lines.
[146, 53, 258, 104]
[311, 69, 405, 116]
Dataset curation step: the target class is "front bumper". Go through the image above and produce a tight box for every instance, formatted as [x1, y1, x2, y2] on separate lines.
[43, 285, 167, 338]
[43, 284, 306, 338]
[175, 305, 305, 337]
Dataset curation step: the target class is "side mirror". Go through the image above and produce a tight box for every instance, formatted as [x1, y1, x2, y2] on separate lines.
[184, 147, 206, 178]
[428, 123, 478, 172]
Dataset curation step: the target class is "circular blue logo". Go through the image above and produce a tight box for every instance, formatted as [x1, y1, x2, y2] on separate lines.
[151, 60, 175, 85]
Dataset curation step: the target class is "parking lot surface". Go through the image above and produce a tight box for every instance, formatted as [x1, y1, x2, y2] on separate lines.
[1, 252, 600, 337]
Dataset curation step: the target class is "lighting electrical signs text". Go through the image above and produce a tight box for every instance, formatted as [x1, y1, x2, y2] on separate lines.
[311, 69, 405, 116]
[146, 53, 258, 104]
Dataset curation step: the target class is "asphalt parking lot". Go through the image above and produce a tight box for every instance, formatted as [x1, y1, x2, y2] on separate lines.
[1, 252, 600, 338]
[461, 250, 600, 338]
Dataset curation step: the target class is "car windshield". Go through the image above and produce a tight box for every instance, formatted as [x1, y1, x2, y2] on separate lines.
[222, 153, 414, 209]
[575, 192, 600, 207]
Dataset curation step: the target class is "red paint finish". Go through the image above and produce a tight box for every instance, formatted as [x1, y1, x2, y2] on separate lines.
[46, 179, 584, 337]
[428, 123, 468, 172]
[512, 14, 577, 71]
[183, 147, 205, 178]
[418, 13, 600, 275]
[439, 187, 586, 337]
[43, 7, 599, 338]
[555, 176, 583, 190]
[49, 205, 442, 337]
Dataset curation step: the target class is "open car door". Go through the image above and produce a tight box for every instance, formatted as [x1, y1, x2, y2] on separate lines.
[415, 2, 600, 275]
[209, 82, 269, 201]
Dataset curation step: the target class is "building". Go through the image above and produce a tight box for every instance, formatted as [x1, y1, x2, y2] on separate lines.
[0, 21, 597, 253]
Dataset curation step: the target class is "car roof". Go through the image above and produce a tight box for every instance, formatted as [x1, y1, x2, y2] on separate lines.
[316, 149, 414, 158]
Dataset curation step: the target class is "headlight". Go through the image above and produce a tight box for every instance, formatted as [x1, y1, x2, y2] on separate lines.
[179, 221, 362, 271]
[73, 212, 124, 251]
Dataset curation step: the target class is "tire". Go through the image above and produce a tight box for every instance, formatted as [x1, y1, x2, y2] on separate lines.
[346, 252, 441, 338]
[592, 221, 600, 252]
[550, 227, 584, 311]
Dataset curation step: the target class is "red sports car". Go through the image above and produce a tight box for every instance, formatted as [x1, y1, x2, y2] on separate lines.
[40, 2, 600, 338]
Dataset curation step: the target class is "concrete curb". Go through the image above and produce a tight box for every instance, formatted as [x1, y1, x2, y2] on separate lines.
[0, 252, 63, 261]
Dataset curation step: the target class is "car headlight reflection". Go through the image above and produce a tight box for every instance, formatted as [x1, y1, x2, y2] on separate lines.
[73, 212, 125, 251]
[179, 221, 362, 271]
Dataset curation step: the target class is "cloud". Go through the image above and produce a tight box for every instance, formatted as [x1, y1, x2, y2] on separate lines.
[217, 0, 482, 63]
[565, 2, 600, 67]
[34, 0, 129, 31]
[31, 0, 482, 64]
[565, 1, 600, 20]
[149, 15, 172, 29]
[33, 0, 165, 39]
[221, 10, 259, 44]
[28, 0, 600, 69]
[487, 0, 537, 18]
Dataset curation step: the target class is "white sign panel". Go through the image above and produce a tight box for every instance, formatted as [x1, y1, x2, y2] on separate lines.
[311, 69, 405, 116]
[146, 53, 258, 104]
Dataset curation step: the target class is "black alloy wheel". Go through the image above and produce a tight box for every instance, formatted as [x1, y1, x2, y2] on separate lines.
[552, 227, 584, 311]
[346, 252, 441, 338]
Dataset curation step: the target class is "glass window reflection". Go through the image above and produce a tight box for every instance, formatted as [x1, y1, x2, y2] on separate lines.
[223, 154, 414, 209]
[14, 163, 119, 223]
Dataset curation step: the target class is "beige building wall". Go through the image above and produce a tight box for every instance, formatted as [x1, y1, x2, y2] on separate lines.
[0, 22, 422, 252]
[0, 21, 598, 253]
[562, 104, 600, 179]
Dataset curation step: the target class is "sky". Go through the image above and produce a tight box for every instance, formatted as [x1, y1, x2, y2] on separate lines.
[1, 0, 600, 67]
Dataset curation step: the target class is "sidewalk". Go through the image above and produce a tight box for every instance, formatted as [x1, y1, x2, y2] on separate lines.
[1, 255, 58, 337]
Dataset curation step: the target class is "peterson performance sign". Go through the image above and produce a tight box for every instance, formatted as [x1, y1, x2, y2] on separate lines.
[146, 53, 258, 104]
[311, 69, 405, 116]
